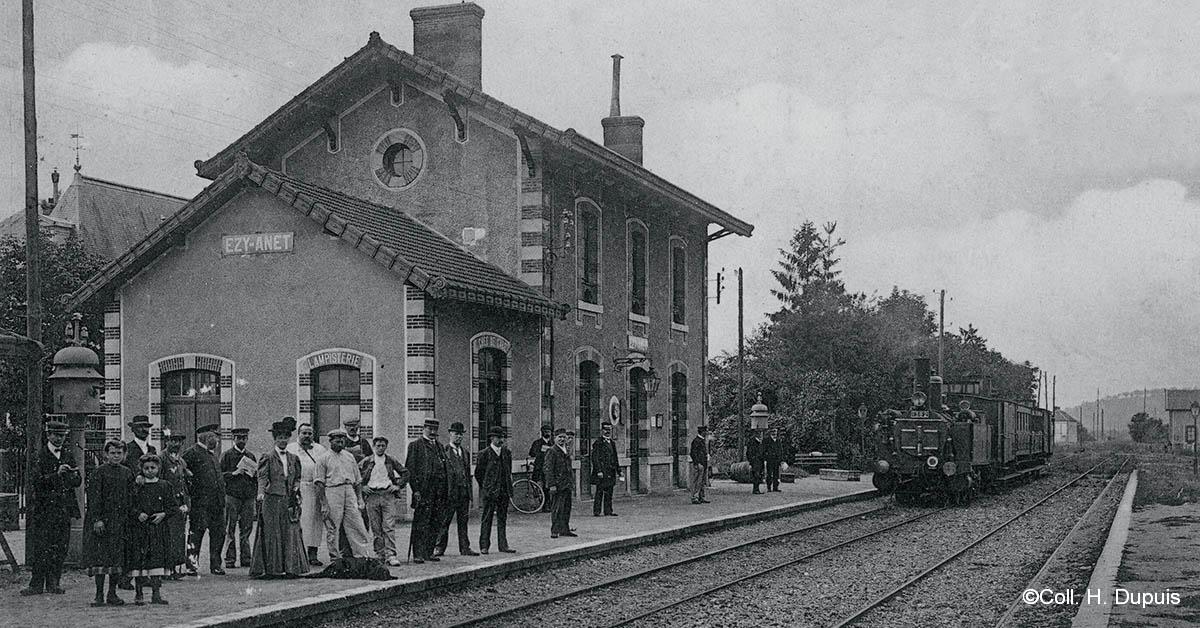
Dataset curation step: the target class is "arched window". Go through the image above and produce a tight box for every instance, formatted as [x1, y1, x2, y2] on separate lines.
[162, 369, 221, 448]
[671, 240, 686, 326]
[477, 348, 505, 445]
[628, 221, 648, 317]
[312, 365, 360, 438]
[577, 360, 601, 454]
[577, 201, 602, 306]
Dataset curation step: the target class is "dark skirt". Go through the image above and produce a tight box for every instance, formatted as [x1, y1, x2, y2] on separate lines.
[250, 495, 309, 578]
[128, 481, 177, 577]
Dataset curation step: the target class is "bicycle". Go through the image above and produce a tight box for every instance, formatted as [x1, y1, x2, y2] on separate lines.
[510, 459, 545, 514]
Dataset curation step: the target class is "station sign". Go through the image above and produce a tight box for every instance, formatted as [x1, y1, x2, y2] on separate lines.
[221, 232, 294, 256]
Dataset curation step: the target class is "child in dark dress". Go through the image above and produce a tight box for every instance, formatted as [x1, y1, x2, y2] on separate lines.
[83, 440, 134, 606]
[128, 454, 177, 605]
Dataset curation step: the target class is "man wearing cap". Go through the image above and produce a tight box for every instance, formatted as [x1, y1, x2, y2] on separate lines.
[589, 422, 620, 517]
[314, 429, 373, 559]
[359, 435, 408, 566]
[763, 427, 784, 493]
[123, 415, 156, 471]
[21, 420, 81, 596]
[528, 426, 553, 511]
[220, 426, 257, 568]
[182, 423, 227, 575]
[436, 422, 479, 557]
[543, 428, 576, 538]
[474, 426, 515, 554]
[286, 422, 329, 566]
[406, 418, 448, 563]
[689, 425, 710, 504]
[343, 417, 367, 461]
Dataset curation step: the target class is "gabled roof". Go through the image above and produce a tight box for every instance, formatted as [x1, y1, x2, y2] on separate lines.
[1053, 409, 1078, 424]
[196, 32, 753, 239]
[1165, 389, 1200, 411]
[0, 174, 189, 260]
[69, 157, 566, 318]
[56, 174, 189, 260]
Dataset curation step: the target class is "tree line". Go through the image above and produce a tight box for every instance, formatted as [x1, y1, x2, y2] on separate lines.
[708, 221, 1039, 465]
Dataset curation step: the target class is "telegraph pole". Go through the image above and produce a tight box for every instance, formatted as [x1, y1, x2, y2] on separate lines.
[23, 0, 44, 510]
[1051, 375, 1056, 411]
[937, 289, 945, 376]
[737, 267, 745, 462]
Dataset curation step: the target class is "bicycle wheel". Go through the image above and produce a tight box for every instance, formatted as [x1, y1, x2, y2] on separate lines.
[510, 478, 545, 514]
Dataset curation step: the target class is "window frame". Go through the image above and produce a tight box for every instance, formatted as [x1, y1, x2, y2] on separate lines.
[627, 219, 650, 319]
[669, 237, 688, 329]
[576, 199, 603, 309]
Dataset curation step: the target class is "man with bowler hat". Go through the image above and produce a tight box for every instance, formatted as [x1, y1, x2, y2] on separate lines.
[123, 415, 156, 471]
[436, 422, 478, 556]
[690, 425, 711, 504]
[406, 418, 448, 563]
[589, 421, 619, 517]
[543, 428, 576, 538]
[528, 425, 553, 510]
[474, 426, 515, 554]
[183, 423, 227, 575]
[21, 419, 81, 596]
[763, 427, 784, 492]
[746, 429, 766, 495]
[220, 426, 257, 568]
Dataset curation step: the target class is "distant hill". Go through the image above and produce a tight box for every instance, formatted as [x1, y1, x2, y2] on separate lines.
[1071, 389, 1168, 441]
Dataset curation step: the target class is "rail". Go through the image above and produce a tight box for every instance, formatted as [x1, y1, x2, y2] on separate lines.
[827, 455, 1126, 628]
[445, 501, 904, 628]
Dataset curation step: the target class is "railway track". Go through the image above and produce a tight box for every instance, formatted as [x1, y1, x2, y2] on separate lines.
[992, 456, 1133, 627]
[828, 455, 1128, 627]
[444, 502, 937, 628]
[442, 456, 1121, 628]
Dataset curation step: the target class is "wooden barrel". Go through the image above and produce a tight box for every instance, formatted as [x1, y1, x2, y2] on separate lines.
[729, 461, 752, 483]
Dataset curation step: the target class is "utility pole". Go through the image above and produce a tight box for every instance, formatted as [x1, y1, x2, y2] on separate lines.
[1051, 375, 1056, 411]
[937, 289, 945, 376]
[737, 267, 745, 462]
[1101, 407, 1105, 441]
[22, 0, 44, 513]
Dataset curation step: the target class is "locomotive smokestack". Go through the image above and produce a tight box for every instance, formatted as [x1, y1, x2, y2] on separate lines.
[912, 358, 930, 396]
[928, 375, 943, 411]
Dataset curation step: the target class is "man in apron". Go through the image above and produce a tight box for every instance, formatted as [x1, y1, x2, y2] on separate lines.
[286, 421, 328, 566]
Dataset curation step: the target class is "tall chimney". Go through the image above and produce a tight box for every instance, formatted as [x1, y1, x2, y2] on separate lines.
[51, 168, 60, 206]
[410, 3, 484, 90]
[601, 54, 645, 165]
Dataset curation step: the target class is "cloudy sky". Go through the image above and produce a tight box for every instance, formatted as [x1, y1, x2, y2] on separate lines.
[3, 0, 1200, 406]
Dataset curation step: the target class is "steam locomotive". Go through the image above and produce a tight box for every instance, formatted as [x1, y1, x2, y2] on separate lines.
[869, 358, 1053, 504]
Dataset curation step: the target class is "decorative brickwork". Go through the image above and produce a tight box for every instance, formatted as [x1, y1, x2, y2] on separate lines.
[102, 300, 122, 436]
[295, 347, 377, 435]
[405, 285, 435, 439]
[148, 353, 235, 449]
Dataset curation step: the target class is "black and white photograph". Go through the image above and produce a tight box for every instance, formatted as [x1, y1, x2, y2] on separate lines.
[0, 1, 1198, 626]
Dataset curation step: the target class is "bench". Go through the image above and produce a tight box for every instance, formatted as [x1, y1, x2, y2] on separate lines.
[794, 454, 838, 472]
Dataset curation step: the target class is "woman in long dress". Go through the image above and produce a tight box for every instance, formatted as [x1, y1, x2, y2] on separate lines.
[250, 420, 309, 578]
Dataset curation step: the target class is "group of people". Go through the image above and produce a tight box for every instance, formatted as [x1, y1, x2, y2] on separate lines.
[21, 411, 765, 608]
[746, 427, 789, 494]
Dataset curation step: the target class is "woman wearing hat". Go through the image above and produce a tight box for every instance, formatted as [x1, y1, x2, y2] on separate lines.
[250, 420, 308, 578]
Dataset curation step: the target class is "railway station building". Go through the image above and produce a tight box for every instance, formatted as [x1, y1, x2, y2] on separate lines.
[71, 2, 753, 500]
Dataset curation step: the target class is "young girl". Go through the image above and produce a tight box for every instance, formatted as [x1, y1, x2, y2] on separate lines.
[128, 454, 178, 605]
[82, 440, 133, 606]
[160, 430, 192, 579]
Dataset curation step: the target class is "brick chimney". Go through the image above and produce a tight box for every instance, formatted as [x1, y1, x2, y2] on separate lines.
[410, 3, 484, 90]
[601, 54, 645, 165]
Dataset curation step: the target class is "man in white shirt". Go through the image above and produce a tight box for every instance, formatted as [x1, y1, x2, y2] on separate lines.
[359, 436, 408, 566]
[286, 423, 329, 566]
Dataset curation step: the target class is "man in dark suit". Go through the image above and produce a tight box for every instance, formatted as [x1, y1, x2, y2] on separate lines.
[527, 425, 552, 511]
[474, 426, 515, 554]
[220, 426, 256, 568]
[123, 415, 156, 470]
[435, 422, 478, 556]
[20, 420, 81, 596]
[543, 428, 575, 538]
[406, 418, 448, 564]
[763, 427, 784, 492]
[589, 421, 619, 517]
[689, 424, 710, 504]
[746, 429, 766, 495]
[183, 423, 227, 575]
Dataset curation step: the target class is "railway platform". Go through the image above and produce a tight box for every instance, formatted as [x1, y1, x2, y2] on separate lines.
[0, 476, 874, 628]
